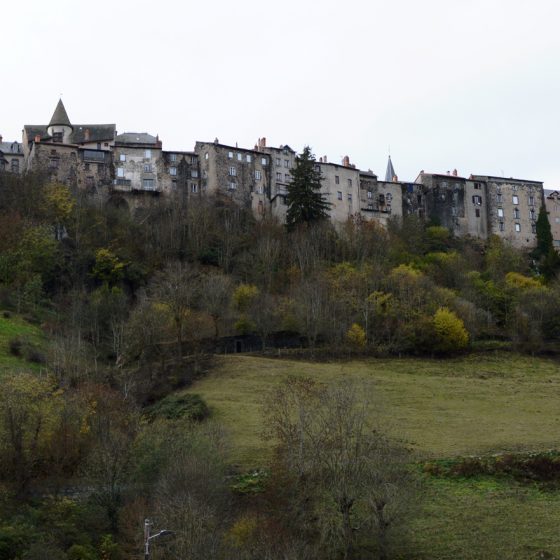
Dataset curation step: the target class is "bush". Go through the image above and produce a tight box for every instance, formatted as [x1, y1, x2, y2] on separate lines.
[432, 307, 469, 354]
[9, 337, 22, 356]
[146, 393, 210, 422]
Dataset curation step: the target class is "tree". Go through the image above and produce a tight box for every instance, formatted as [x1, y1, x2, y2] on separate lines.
[286, 147, 330, 230]
[264, 378, 419, 560]
[533, 206, 560, 281]
[432, 307, 469, 354]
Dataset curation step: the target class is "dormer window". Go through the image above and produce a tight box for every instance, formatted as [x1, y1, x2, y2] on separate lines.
[52, 132, 63, 143]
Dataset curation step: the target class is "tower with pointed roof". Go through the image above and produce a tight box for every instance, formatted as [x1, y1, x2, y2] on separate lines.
[47, 99, 73, 144]
[385, 155, 396, 182]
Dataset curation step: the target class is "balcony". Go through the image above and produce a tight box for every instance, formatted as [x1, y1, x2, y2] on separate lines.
[112, 178, 132, 191]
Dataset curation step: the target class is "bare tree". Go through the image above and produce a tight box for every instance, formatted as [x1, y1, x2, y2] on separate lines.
[264, 378, 419, 560]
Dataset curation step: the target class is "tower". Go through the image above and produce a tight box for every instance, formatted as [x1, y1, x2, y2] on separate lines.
[385, 155, 396, 182]
[47, 99, 73, 143]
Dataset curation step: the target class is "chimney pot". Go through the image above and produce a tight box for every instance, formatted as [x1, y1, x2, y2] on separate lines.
[393, 175, 398, 182]
[262, 137, 266, 147]
[84, 128, 90, 141]
[0, 134, 3, 143]
[343, 155, 350, 167]
[452, 168, 458, 176]
[35, 134, 41, 143]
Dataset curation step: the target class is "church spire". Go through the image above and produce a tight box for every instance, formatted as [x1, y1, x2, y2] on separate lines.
[385, 155, 396, 182]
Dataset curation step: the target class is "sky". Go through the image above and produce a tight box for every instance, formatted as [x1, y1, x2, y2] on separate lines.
[3, 0, 560, 186]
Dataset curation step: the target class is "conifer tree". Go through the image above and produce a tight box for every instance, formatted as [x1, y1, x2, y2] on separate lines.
[534, 206, 560, 280]
[285, 146, 330, 230]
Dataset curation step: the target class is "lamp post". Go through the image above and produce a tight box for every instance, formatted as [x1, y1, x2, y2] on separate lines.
[144, 518, 174, 559]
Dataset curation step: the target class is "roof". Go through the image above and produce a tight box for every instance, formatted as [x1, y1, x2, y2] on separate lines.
[417, 172, 467, 181]
[24, 124, 115, 144]
[385, 156, 396, 182]
[48, 99, 72, 128]
[115, 132, 159, 145]
[359, 170, 378, 178]
[470, 174, 542, 185]
[0, 141, 23, 154]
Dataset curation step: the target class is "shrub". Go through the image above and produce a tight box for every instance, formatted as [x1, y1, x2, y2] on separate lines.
[346, 323, 366, 349]
[9, 337, 22, 356]
[432, 307, 469, 354]
[146, 393, 210, 422]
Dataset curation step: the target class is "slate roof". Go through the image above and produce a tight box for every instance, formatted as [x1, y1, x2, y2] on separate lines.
[385, 156, 396, 182]
[48, 99, 72, 128]
[115, 133, 158, 145]
[24, 124, 116, 144]
[0, 141, 23, 154]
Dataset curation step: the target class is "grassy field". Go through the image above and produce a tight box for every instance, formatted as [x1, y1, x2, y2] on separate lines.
[186, 353, 560, 467]
[0, 312, 45, 373]
[185, 353, 560, 559]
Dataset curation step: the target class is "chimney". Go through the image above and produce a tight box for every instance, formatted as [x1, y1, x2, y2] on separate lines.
[446, 170, 450, 175]
[262, 137, 266, 147]
[343, 155, 350, 167]
[0, 134, 2, 143]
[393, 175, 398, 182]
[35, 134, 41, 143]
[84, 128, 90, 141]
[452, 169, 458, 177]
[324, 155, 327, 163]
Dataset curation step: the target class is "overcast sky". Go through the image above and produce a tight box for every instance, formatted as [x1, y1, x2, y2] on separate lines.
[3, 0, 559, 186]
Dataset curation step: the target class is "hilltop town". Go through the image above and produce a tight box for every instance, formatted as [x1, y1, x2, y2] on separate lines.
[2, 99, 560, 250]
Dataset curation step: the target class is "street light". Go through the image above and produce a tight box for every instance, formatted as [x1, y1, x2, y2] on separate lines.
[144, 518, 174, 559]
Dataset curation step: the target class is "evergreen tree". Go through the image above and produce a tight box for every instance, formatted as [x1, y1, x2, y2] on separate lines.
[533, 206, 560, 280]
[285, 146, 330, 230]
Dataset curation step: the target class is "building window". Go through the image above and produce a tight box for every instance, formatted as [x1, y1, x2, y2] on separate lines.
[512, 195, 519, 204]
[348, 178, 352, 187]
[276, 158, 281, 166]
[145, 149, 151, 159]
[191, 184, 198, 193]
[474, 182, 482, 190]
[261, 157, 267, 165]
[513, 208, 520, 219]
[529, 195, 535, 206]
[285, 174, 290, 182]
[205, 152, 209, 160]
[255, 170, 261, 180]
[228, 151, 233, 159]
[256, 185, 264, 194]
[49, 157, 60, 169]
[144, 164, 152, 172]
[229, 181, 237, 190]
[335, 175, 340, 184]
[515, 223, 521, 232]
[497, 208, 504, 218]
[284, 160, 289, 168]
[237, 153, 242, 161]
[497, 194, 503, 203]
[475, 208, 480, 218]
[532, 223, 537, 233]
[169, 166, 177, 176]
[52, 132, 63, 143]
[499, 221, 505, 231]
[10, 159, 19, 173]
[367, 191, 372, 199]
[119, 154, 126, 162]
[143, 178, 154, 190]
[246, 154, 252, 163]
[337, 191, 342, 200]
[276, 172, 282, 181]
[191, 169, 199, 178]
[229, 167, 237, 176]
[472, 195, 482, 205]
[117, 167, 125, 178]
[203, 170, 208, 178]
[386, 193, 392, 202]
[169, 153, 177, 162]
[368, 203, 373, 210]
[530, 209, 535, 220]
[348, 193, 352, 202]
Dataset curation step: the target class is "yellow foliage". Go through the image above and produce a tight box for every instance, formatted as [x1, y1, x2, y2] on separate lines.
[346, 323, 366, 348]
[505, 272, 542, 291]
[233, 284, 259, 312]
[44, 182, 75, 221]
[433, 307, 469, 353]
[227, 514, 259, 549]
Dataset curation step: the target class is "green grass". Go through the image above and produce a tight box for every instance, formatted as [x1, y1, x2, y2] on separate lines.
[184, 353, 560, 559]
[186, 353, 560, 467]
[0, 312, 44, 373]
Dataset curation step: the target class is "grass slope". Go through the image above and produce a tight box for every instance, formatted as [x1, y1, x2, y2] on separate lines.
[187, 353, 560, 467]
[0, 313, 44, 373]
[185, 353, 560, 559]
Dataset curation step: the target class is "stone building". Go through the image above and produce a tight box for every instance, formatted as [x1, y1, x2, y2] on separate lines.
[544, 190, 560, 248]
[194, 140, 271, 216]
[417, 171, 488, 239]
[470, 175, 542, 248]
[0, 136, 24, 174]
[22, 99, 115, 192]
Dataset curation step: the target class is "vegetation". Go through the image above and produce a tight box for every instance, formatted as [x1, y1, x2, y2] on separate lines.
[2, 170, 560, 558]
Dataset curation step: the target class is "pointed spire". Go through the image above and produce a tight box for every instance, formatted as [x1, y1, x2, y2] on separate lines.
[48, 99, 72, 128]
[385, 155, 396, 182]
